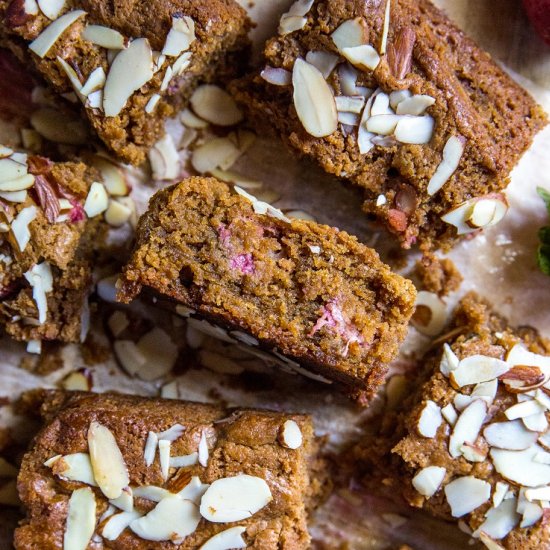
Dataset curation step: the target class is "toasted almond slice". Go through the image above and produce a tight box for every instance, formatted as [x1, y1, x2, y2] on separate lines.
[439, 343, 459, 376]
[412, 466, 446, 497]
[472, 497, 519, 540]
[461, 442, 487, 462]
[160, 66, 173, 92]
[31, 107, 88, 145]
[143, 431, 158, 466]
[149, 134, 180, 180]
[449, 355, 509, 389]
[103, 38, 154, 117]
[260, 65, 292, 86]
[181, 108, 208, 129]
[135, 327, 178, 381]
[199, 350, 244, 375]
[484, 420, 538, 450]
[342, 45, 381, 71]
[366, 114, 402, 135]
[507, 344, 550, 372]
[427, 135, 465, 195]
[491, 444, 550, 487]
[0, 174, 35, 192]
[103, 510, 142, 541]
[199, 474, 272, 522]
[157, 424, 186, 441]
[0, 157, 28, 183]
[278, 14, 306, 35]
[449, 399, 487, 458]
[444, 476, 491, 517]
[280, 419, 303, 449]
[12, 205, 37, 252]
[292, 58, 337, 138]
[191, 137, 241, 175]
[83, 181, 109, 218]
[284, 0, 314, 17]
[332, 18, 367, 50]
[105, 199, 132, 226]
[505, 399, 545, 421]
[335, 95, 366, 114]
[523, 412, 548, 432]
[198, 430, 209, 467]
[37, 0, 66, 20]
[479, 533, 505, 550]
[0, 146, 13, 158]
[199, 526, 247, 550]
[380, 0, 391, 54]
[170, 452, 198, 468]
[172, 51, 192, 76]
[88, 420, 129, 499]
[396, 94, 435, 116]
[162, 15, 195, 57]
[412, 291, 447, 336]
[305, 50, 339, 79]
[158, 440, 171, 480]
[82, 24, 126, 49]
[80, 67, 106, 97]
[210, 169, 262, 190]
[190, 85, 243, 126]
[338, 111, 360, 125]
[525, 486, 550, 501]
[417, 400, 442, 438]
[133, 485, 172, 502]
[441, 403, 458, 426]
[370, 92, 392, 116]
[520, 501, 543, 528]
[48, 453, 97, 485]
[23, 261, 53, 323]
[468, 199, 505, 228]
[500, 365, 547, 393]
[64, 487, 96, 550]
[110, 486, 133, 512]
[29, 10, 86, 58]
[87, 89, 102, 109]
[178, 475, 210, 504]
[130, 495, 201, 542]
[23, 0, 39, 16]
[389, 89, 412, 110]
[394, 115, 434, 144]
[493, 482, 509, 508]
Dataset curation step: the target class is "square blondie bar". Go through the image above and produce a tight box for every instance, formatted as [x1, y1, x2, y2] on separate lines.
[118, 176, 417, 402]
[230, 0, 547, 249]
[15, 390, 327, 549]
[0, 0, 250, 164]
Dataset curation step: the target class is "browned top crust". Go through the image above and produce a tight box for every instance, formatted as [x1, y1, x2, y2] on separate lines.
[230, 0, 547, 250]
[118, 176, 416, 401]
[15, 390, 327, 549]
[0, 0, 250, 164]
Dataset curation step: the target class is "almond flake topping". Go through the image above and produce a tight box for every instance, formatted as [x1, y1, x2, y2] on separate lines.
[332, 18, 367, 51]
[149, 134, 180, 181]
[88, 420, 129, 500]
[449, 399, 487, 458]
[158, 439, 171, 480]
[11, 205, 37, 252]
[80, 67, 106, 97]
[81, 25, 126, 49]
[103, 510, 142, 541]
[83, 181, 108, 218]
[130, 494, 201, 543]
[305, 50, 339, 79]
[473, 497, 519, 540]
[199, 526, 247, 550]
[444, 476, 491, 517]
[24, 261, 53, 324]
[412, 466, 446, 497]
[441, 195, 508, 235]
[280, 419, 303, 449]
[37, 0, 65, 20]
[449, 355, 509, 388]
[103, 38, 154, 117]
[46, 453, 97, 485]
[278, 0, 314, 36]
[63, 487, 96, 550]
[490, 445, 550, 487]
[170, 452, 199, 468]
[380, 0, 391, 54]
[199, 474, 273, 522]
[190, 85, 243, 127]
[110, 486, 133, 512]
[198, 430, 209, 467]
[417, 400, 442, 438]
[427, 135, 466, 196]
[484, 420, 538, 450]
[29, 10, 86, 58]
[292, 58, 337, 138]
[412, 291, 447, 336]
[163, 15, 195, 57]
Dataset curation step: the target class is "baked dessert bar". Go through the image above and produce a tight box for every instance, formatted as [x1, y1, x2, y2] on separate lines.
[118, 176, 417, 401]
[0, 146, 102, 344]
[357, 293, 550, 548]
[14, 390, 327, 549]
[230, 0, 547, 249]
[0, 0, 250, 165]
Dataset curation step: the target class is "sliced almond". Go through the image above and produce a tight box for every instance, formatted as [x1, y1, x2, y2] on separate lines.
[23, 0, 39, 16]
[88, 421, 129, 500]
[523, 411, 548, 432]
[190, 85, 243, 126]
[366, 114, 402, 135]
[379, 0, 391, 54]
[500, 365, 547, 393]
[412, 291, 447, 336]
[178, 475, 210, 504]
[441, 403, 458, 426]
[199, 350, 244, 375]
[80, 67, 106, 97]
[417, 400, 442, 438]
[48, 452, 97, 485]
[525, 486, 550, 501]
[199, 474, 273, 522]
[507, 344, 550, 372]
[449, 399, 487, 458]
[505, 399, 545, 421]
[461, 442, 487, 463]
[103, 38, 154, 117]
[149, 134, 180, 180]
[158, 439, 171, 480]
[331, 18, 367, 50]
[484, 420, 538, 450]
[472, 497, 519, 540]
[394, 115, 434, 144]
[81, 24, 126, 49]
[64, 488, 96, 549]
[341, 45, 381, 71]
[280, 419, 303, 449]
[83, 181, 108, 218]
[260, 65, 292, 86]
[0, 157, 28, 182]
[520, 501, 543, 528]
[29, 10, 86, 58]
[427, 135, 465, 195]
[103, 510, 141, 541]
[105, 199, 132, 226]
[468, 198, 508, 229]
[191, 137, 241, 175]
[278, 0, 313, 36]
[305, 50, 339, 79]
[135, 327, 179, 381]
[157, 424, 186, 441]
[198, 430, 209, 467]
[479, 533, 505, 550]
[170, 452, 198, 468]
[181, 108, 209, 129]
[172, 51, 192, 76]
[37, 0, 66, 20]
[491, 444, 550, 487]
[0, 174, 35, 192]
[31, 107, 88, 145]
[396, 94, 435, 116]
[335, 95, 366, 114]
[199, 526, 247, 550]
[23, 261, 53, 323]
[389, 90, 412, 110]
[133, 485, 172, 502]
[162, 15, 195, 57]
[411, 466, 446, 498]
[292, 58, 337, 138]
[130, 494, 200, 542]
[439, 343, 459, 376]
[110, 486, 133, 512]
[143, 431, 158, 467]
[449, 355, 509, 389]
[444, 476, 491, 517]
[492, 482, 509, 508]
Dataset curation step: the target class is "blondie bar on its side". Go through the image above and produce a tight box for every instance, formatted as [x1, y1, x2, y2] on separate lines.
[15, 390, 327, 549]
[231, 0, 547, 249]
[0, 147, 104, 344]
[118, 177, 416, 402]
[0, 0, 250, 164]
[358, 294, 550, 549]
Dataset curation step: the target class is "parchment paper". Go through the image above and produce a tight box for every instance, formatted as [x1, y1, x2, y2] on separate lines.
[1, 0, 549, 548]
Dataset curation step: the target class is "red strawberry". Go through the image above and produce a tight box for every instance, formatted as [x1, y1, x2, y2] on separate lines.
[523, 0, 550, 46]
